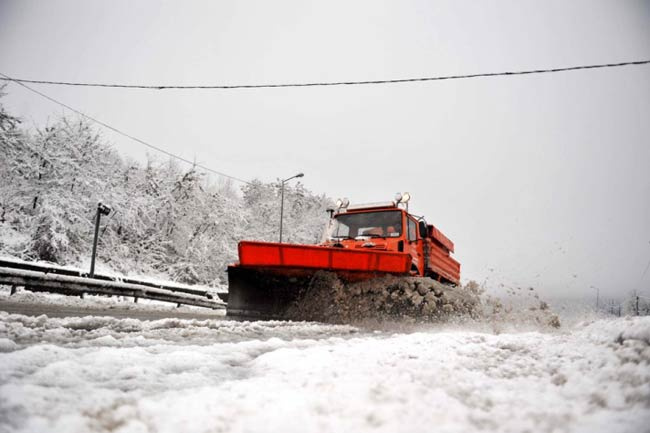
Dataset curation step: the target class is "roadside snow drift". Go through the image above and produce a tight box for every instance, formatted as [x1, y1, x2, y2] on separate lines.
[0, 313, 649, 433]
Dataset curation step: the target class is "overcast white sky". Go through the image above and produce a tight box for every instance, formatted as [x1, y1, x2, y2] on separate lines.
[1, 0, 649, 299]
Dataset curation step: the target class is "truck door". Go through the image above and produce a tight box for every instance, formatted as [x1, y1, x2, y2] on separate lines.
[406, 216, 423, 275]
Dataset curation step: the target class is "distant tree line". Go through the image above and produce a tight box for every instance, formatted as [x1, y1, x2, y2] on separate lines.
[0, 87, 331, 286]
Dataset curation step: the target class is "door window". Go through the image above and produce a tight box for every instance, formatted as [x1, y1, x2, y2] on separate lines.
[408, 218, 417, 241]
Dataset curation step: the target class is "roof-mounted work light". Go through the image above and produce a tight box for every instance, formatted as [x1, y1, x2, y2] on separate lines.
[394, 192, 411, 204]
[335, 198, 350, 209]
[394, 192, 412, 212]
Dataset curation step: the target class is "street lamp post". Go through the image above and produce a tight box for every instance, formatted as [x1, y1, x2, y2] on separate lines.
[90, 202, 112, 278]
[279, 173, 304, 243]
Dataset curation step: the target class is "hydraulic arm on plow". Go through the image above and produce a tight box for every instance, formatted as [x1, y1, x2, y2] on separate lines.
[227, 194, 460, 320]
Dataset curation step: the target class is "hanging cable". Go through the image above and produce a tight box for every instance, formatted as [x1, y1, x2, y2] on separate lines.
[0, 72, 251, 185]
[1, 60, 648, 90]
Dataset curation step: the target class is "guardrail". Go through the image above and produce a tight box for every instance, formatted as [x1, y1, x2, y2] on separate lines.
[0, 261, 227, 310]
[0, 258, 228, 300]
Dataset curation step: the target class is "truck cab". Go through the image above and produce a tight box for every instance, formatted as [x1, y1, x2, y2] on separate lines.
[321, 197, 460, 285]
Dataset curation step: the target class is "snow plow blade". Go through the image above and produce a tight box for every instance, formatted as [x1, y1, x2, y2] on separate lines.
[235, 241, 411, 274]
[226, 266, 316, 319]
[226, 241, 412, 319]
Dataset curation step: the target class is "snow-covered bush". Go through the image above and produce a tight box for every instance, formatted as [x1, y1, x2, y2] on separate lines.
[30, 204, 70, 262]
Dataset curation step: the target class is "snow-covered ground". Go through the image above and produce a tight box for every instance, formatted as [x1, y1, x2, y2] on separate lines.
[1, 312, 649, 433]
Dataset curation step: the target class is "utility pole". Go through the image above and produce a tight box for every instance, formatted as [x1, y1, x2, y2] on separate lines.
[636, 295, 640, 316]
[279, 173, 304, 243]
[590, 286, 600, 310]
[90, 202, 112, 278]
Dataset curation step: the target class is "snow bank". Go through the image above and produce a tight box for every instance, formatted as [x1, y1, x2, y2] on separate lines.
[0, 313, 648, 433]
[285, 273, 483, 324]
[279, 274, 560, 332]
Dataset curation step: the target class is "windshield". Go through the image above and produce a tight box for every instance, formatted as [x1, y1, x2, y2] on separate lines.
[329, 210, 403, 239]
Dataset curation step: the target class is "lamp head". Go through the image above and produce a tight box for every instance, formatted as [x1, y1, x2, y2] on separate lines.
[97, 202, 112, 216]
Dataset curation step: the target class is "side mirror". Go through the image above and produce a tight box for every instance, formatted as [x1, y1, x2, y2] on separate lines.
[418, 221, 428, 238]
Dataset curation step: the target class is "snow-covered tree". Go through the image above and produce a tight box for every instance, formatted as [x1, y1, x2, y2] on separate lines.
[0, 90, 332, 285]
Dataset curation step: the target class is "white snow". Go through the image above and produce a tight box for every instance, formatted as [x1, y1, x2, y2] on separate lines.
[1, 313, 649, 433]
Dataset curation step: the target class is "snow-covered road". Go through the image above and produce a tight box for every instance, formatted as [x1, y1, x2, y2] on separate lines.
[1, 313, 649, 433]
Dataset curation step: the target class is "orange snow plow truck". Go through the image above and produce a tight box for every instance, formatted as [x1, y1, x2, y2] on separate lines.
[226, 194, 460, 319]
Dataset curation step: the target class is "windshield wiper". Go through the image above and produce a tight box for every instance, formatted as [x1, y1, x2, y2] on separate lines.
[358, 234, 384, 238]
[331, 235, 353, 240]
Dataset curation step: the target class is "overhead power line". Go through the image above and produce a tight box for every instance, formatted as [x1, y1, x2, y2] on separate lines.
[0, 72, 251, 185]
[1, 59, 649, 90]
